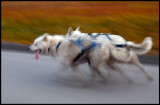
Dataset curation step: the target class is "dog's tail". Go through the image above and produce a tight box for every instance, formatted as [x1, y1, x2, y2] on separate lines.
[126, 37, 153, 55]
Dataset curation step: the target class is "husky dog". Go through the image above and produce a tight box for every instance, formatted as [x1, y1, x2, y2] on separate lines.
[66, 27, 154, 83]
[29, 33, 112, 85]
[29, 28, 153, 86]
[29, 33, 100, 86]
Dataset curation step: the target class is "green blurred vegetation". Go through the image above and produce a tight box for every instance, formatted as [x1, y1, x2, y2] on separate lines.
[1, 1, 159, 55]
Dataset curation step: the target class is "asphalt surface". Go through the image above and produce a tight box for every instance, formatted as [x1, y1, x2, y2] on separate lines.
[1, 50, 159, 104]
[1, 42, 159, 65]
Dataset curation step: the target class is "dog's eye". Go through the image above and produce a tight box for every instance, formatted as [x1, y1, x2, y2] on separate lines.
[35, 43, 37, 46]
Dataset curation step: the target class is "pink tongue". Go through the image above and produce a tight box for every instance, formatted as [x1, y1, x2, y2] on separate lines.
[35, 50, 40, 60]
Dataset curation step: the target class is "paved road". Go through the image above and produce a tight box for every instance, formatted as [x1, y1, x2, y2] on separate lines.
[2, 51, 159, 104]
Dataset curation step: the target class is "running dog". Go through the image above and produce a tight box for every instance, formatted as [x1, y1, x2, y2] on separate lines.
[28, 28, 153, 86]
[28, 33, 98, 86]
[66, 27, 154, 83]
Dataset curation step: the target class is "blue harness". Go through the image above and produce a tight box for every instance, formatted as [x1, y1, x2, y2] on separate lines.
[55, 38, 127, 63]
[89, 33, 112, 41]
[55, 39, 101, 53]
[88, 33, 127, 48]
[69, 39, 102, 63]
[56, 41, 62, 53]
[56, 33, 127, 53]
[69, 39, 85, 52]
[69, 39, 102, 53]
[105, 34, 112, 41]
[55, 39, 102, 63]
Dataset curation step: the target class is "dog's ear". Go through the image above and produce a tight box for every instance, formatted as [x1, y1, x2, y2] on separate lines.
[68, 27, 73, 36]
[43, 33, 49, 41]
[76, 27, 80, 31]
[43, 35, 48, 41]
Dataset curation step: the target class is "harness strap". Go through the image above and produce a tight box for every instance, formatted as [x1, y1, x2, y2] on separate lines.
[88, 33, 101, 38]
[89, 33, 112, 41]
[69, 39, 85, 52]
[90, 42, 102, 50]
[73, 42, 102, 63]
[114, 44, 127, 48]
[105, 34, 112, 41]
[89, 33, 128, 47]
[73, 44, 93, 63]
[56, 41, 62, 53]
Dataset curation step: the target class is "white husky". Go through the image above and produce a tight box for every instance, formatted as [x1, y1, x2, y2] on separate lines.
[29, 33, 95, 85]
[65, 27, 154, 82]
[29, 28, 153, 86]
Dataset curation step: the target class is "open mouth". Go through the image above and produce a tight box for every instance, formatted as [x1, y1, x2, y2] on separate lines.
[35, 49, 41, 60]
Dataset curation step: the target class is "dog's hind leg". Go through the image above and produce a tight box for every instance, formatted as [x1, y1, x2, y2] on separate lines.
[115, 67, 133, 83]
[130, 56, 154, 81]
[107, 63, 133, 83]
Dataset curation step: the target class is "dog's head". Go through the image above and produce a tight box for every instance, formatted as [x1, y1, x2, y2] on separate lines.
[28, 33, 50, 59]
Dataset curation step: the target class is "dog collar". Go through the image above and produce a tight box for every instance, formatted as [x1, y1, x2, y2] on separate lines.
[56, 41, 62, 53]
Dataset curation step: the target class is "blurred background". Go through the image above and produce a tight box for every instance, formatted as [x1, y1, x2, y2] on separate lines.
[1, 2, 159, 103]
[1, 1, 159, 55]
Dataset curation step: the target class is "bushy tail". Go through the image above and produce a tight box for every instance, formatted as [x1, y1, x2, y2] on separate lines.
[126, 37, 153, 55]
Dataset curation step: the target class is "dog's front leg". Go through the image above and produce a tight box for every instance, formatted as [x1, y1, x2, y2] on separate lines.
[71, 65, 87, 87]
[91, 66, 107, 83]
[107, 62, 133, 83]
[59, 63, 70, 71]
[89, 68, 96, 82]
